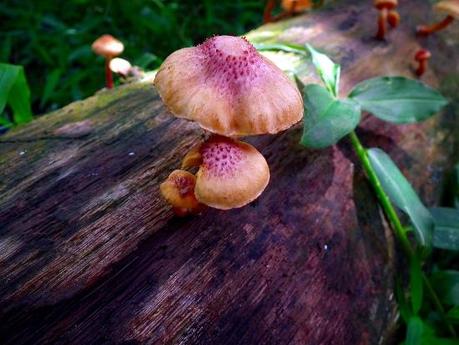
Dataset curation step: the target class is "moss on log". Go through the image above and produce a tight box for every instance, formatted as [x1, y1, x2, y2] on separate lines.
[0, 0, 458, 344]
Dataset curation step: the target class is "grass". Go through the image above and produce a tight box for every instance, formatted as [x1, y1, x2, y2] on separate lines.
[0, 0, 264, 115]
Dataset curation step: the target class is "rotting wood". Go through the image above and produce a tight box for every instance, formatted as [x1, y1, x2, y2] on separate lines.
[0, 0, 458, 344]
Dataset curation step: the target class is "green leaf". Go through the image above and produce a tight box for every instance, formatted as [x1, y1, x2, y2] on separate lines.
[306, 44, 340, 97]
[410, 255, 423, 314]
[422, 337, 459, 345]
[367, 148, 433, 249]
[0, 63, 33, 125]
[395, 276, 411, 323]
[430, 207, 459, 251]
[447, 306, 459, 324]
[406, 316, 424, 345]
[431, 270, 459, 306]
[348, 76, 448, 124]
[300, 84, 361, 149]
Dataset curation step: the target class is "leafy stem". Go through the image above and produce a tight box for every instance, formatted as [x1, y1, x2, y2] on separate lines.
[349, 130, 456, 337]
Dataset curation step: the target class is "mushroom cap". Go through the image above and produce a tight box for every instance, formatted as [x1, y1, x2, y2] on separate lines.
[374, 0, 398, 10]
[281, 0, 313, 12]
[160, 170, 201, 212]
[154, 35, 304, 137]
[415, 49, 431, 61]
[435, 0, 459, 18]
[109, 57, 132, 76]
[194, 136, 270, 210]
[91, 35, 124, 57]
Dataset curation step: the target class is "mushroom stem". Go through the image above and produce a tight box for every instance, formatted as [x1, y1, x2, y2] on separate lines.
[417, 15, 455, 36]
[376, 8, 388, 40]
[416, 59, 428, 77]
[263, 0, 277, 23]
[105, 58, 114, 89]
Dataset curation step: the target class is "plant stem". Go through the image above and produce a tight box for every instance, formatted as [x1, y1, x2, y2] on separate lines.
[349, 131, 456, 337]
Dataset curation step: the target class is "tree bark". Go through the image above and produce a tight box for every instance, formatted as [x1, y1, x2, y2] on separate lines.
[0, 0, 458, 344]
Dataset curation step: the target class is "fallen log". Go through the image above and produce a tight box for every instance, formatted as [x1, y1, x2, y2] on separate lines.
[0, 0, 458, 344]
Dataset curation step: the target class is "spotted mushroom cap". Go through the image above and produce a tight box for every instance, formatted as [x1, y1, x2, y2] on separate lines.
[160, 170, 202, 215]
[281, 0, 313, 12]
[191, 135, 270, 210]
[374, 0, 398, 10]
[91, 35, 124, 57]
[154, 35, 304, 137]
[435, 0, 459, 18]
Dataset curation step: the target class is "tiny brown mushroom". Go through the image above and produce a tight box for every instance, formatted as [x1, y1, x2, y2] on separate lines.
[414, 49, 431, 77]
[91, 35, 124, 89]
[160, 170, 204, 216]
[374, 0, 399, 40]
[154, 35, 303, 137]
[417, 0, 459, 36]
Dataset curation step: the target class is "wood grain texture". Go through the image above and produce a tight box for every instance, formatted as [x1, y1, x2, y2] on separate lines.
[0, 0, 458, 344]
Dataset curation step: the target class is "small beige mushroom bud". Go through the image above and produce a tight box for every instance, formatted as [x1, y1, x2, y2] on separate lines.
[160, 170, 204, 216]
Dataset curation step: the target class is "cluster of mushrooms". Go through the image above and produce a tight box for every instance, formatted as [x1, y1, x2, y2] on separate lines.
[91, 34, 142, 89]
[373, 0, 458, 76]
[154, 36, 304, 215]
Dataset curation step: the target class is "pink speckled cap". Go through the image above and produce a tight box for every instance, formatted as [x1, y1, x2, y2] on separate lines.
[182, 135, 270, 210]
[154, 35, 304, 137]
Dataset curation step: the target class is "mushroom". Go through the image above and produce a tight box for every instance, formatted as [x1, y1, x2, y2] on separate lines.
[160, 169, 204, 216]
[91, 35, 124, 89]
[417, 0, 459, 36]
[281, 0, 313, 14]
[109, 57, 132, 78]
[264, 0, 322, 23]
[414, 49, 431, 77]
[182, 135, 270, 210]
[374, 0, 399, 40]
[154, 35, 303, 137]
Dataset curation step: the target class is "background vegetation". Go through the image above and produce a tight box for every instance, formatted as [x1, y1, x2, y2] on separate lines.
[0, 0, 264, 115]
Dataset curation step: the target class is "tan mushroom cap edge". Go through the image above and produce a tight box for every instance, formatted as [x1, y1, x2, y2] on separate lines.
[154, 35, 304, 137]
[192, 136, 270, 210]
[91, 34, 124, 57]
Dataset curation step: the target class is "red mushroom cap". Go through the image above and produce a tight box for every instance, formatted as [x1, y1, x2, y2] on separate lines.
[374, 0, 398, 10]
[415, 49, 432, 61]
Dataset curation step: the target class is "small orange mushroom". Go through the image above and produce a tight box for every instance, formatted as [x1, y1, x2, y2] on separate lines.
[264, 0, 322, 23]
[160, 170, 204, 216]
[414, 49, 431, 77]
[417, 0, 459, 36]
[183, 136, 270, 210]
[374, 0, 399, 40]
[154, 35, 303, 137]
[91, 35, 124, 89]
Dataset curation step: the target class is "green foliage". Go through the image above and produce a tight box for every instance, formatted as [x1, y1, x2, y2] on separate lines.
[260, 42, 457, 341]
[411, 255, 424, 314]
[0, 63, 33, 126]
[431, 208, 459, 251]
[0, 0, 264, 113]
[367, 148, 433, 249]
[300, 84, 360, 148]
[431, 271, 459, 306]
[348, 77, 448, 124]
[406, 316, 424, 345]
[305, 44, 340, 97]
